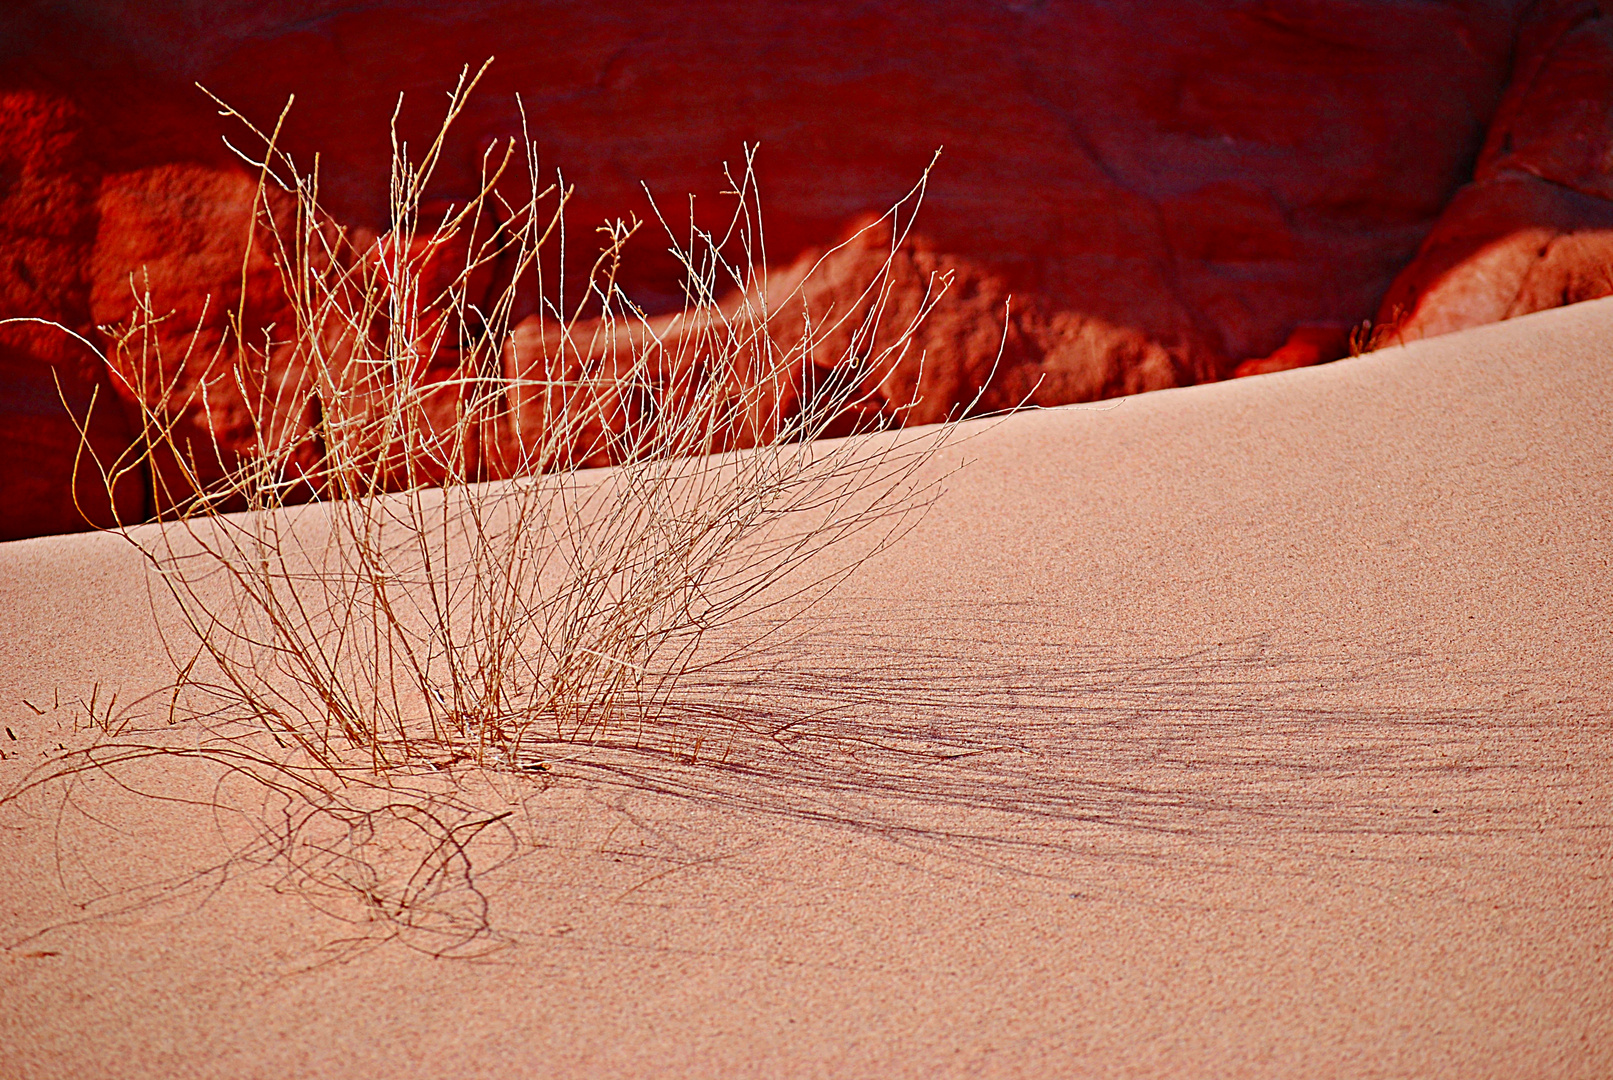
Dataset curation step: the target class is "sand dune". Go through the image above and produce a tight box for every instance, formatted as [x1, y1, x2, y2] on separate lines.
[2, 298, 1610, 1077]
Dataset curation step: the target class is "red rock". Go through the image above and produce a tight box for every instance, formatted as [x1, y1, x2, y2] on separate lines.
[501, 315, 647, 472]
[371, 198, 502, 356]
[1378, 1, 1613, 342]
[0, 89, 144, 540]
[1231, 325, 1353, 379]
[88, 163, 305, 513]
[328, 202, 508, 489]
[1377, 175, 1613, 342]
[5, 0, 1610, 540]
[1478, 0, 1613, 201]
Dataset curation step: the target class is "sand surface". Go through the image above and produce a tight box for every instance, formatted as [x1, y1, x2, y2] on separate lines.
[2, 299, 1610, 1077]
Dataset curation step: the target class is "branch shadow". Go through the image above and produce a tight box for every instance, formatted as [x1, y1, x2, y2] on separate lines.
[4, 605, 1600, 964]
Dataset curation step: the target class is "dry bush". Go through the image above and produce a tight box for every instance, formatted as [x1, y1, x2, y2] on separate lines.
[17, 62, 978, 780]
[1, 63, 998, 955]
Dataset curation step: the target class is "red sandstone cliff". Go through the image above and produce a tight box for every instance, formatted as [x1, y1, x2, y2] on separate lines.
[2, 1, 1609, 540]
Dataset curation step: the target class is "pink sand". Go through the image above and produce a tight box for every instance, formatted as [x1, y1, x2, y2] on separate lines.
[2, 298, 1610, 1077]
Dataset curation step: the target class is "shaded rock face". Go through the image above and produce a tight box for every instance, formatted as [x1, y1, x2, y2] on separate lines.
[1, 0, 1608, 540]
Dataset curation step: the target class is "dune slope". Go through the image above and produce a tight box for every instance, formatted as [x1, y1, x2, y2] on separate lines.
[1, 298, 1610, 1078]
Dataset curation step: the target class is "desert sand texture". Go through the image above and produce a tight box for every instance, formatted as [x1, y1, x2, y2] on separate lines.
[1, 297, 1610, 1078]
